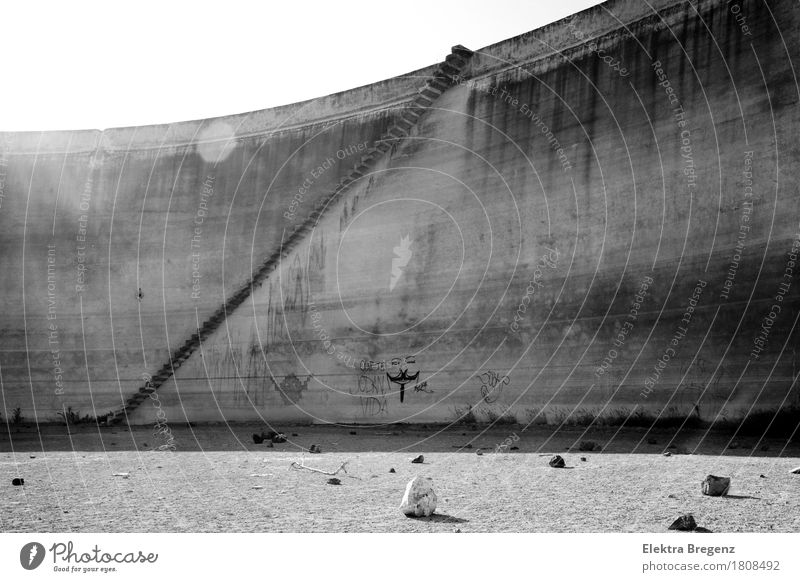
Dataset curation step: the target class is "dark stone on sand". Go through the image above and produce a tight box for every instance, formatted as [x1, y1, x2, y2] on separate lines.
[12, 478, 24, 486]
[694, 527, 713, 533]
[349, 431, 357, 435]
[663, 452, 672, 457]
[271, 433, 287, 444]
[309, 444, 321, 454]
[327, 478, 341, 485]
[389, 468, 396, 473]
[510, 446, 519, 450]
[701, 475, 731, 496]
[549, 455, 566, 468]
[411, 455, 424, 464]
[668, 514, 697, 531]
[580, 457, 587, 462]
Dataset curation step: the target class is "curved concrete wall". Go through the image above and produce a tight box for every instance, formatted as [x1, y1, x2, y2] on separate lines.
[1, 0, 798, 426]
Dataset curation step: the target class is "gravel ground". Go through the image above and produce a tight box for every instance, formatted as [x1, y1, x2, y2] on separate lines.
[2, 424, 799, 532]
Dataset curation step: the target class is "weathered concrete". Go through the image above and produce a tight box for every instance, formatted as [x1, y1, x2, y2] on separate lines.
[0, 0, 798, 427]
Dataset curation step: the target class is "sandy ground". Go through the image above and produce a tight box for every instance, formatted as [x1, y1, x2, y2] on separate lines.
[2, 424, 799, 532]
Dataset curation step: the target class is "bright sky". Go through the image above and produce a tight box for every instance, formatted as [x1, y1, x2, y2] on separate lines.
[1, 0, 604, 132]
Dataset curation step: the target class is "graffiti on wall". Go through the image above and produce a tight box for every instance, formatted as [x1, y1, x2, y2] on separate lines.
[351, 372, 390, 416]
[201, 331, 317, 408]
[261, 233, 326, 350]
[478, 370, 510, 403]
[354, 355, 432, 410]
[386, 355, 433, 402]
[270, 373, 313, 406]
[386, 356, 419, 403]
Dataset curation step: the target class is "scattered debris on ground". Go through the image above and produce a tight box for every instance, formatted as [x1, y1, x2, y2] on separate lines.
[290, 460, 359, 480]
[663, 452, 672, 457]
[112, 473, 130, 479]
[400, 476, 437, 517]
[253, 430, 287, 444]
[411, 455, 424, 464]
[701, 475, 731, 496]
[476, 450, 483, 456]
[790, 467, 800, 474]
[549, 455, 566, 468]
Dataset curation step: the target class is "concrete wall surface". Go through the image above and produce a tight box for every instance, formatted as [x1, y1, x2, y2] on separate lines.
[0, 0, 797, 426]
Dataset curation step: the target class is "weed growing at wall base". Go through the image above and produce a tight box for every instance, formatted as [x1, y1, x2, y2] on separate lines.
[148, 390, 176, 451]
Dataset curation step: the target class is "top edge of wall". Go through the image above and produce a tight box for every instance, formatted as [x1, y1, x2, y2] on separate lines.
[469, 0, 694, 78]
[1, 0, 711, 154]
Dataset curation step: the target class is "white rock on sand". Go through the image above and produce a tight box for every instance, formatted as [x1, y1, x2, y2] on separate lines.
[400, 476, 437, 517]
